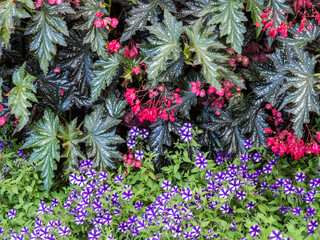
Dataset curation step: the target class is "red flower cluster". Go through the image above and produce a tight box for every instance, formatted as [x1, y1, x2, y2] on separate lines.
[122, 151, 142, 168]
[106, 39, 120, 53]
[94, 13, 119, 30]
[227, 48, 249, 69]
[265, 128, 320, 160]
[124, 86, 182, 123]
[265, 104, 284, 127]
[124, 42, 139, 59]
[191, 80, 243, 115]
[258, 8, 289, 38]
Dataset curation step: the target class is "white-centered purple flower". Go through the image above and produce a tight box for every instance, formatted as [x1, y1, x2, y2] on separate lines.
[236, 191, 246, 200]
[123, 190, 133, 200]
[114, 175, 123, 183]
[101, 214, 113, 225]
[244, 139, 252, 149]
[245, 201, 255, 211]
[308, 220, 318, 231]
[249, 225, 260, 237]
[181, 188, 192, 201]
[162, 180, 171, 191]
[195, 155, 208, 169]
[139, 128, 149, 138]
[99, 171, 108, 181]
[58, 226, 70, 236]
[292, 207, 301, 215]
[135, 150, 144, 160]
[69, 173, 78, 185]
[270, 230, 282, 240]
[127, 140, 136, 149]
[206, 170, 213, 180]
[76, 175, 87, 187]
[284, 184, 295, 195]
[8, 209, 15, 219]
[253, 152, 262, 162]
[263, 164, 272, 174]
[129, 127, 140, 136]
[219, 188, 230, 199]
[88, 228, 101, 240]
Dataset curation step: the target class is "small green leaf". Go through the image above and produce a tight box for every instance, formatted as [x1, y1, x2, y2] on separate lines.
[84, 107, 125, 169]
[25, 2, 75, 74]
[91, 55, 120, 103]
[58, 118, 87, 169]
[8, 62, 37, 130]
[246, 0, 263, 35]
[23, 109, 60, 191]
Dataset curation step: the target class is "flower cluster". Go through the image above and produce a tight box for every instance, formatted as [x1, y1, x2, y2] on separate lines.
[106, 39, 121, 53]
[265, 128, 320, 160]
[227, 48, 249, 69]
[123, 127, 149, 169]
[124, 41, 139, 59]
[124, 86, 182, 123]
[257, 2, 320, 37]
[265, 103, 284, 128]
[94, 13, 119, 31]
[190, 80, 243, 115]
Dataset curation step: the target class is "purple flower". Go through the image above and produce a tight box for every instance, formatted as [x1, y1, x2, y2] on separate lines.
[135, 201, 143, 210]
[236, 191, 246, 200]
[218, 188, 230, 199]
[135, 150, 144, 160]
[114, 175, 123, 183]
[127, 140, 136, 149]
[86, 169, 96, 179]
[171, 186, 179, 196]
[249, 225, 260, 237]
[244, 139, 252, 149]
[76, 175, 87, 187]
[279, 206, 287, 214]
[6, 140, 11, 146]
[129, 127, 140, 136]
[225, 153, 231, 159]
[181, 188, 192, 201]
[58, 226, 70, 236]
[21, 227, 29, 235]
[308, 220, 318, 231]
[216, 156, 224, 165]
[245, 201, 255, 211]
[253, 152, 261, 162]
[229, 179, 241, 192]
[269, 159, 277, 166]
[261, 182, 269, 189]
[284, 184, 295, 195]
[17, 149, 23, 157]
[214, 172, 225, 182]
[8, 209, 16, 219]
[51, 199, 59, 207]
[276, 178, 284, 187]
[107, 235, 115, 239]
[118, 221, 128, 233]
[162, 180, 171, 191]
[139, 128, 149, 138]
[101, 214, 112, 225]
[206, 170, 213, 180]
[263, 164, 272, 174]
[99, 172, 108, 181]
[88, 228, 101, 240]
[123, 190, 133, 200]
[270, 230, 282, 240]
[306, 207, 316, 217]
[181, 131, 192, 142]
[292, 207, 301, 215]
[216, 149, 223, 157]
[69, 173, 78, 185]
[196, 155, 208, 169]
[220, 203, 229, 213]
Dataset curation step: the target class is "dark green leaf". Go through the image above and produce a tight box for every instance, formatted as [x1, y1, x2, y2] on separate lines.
[0, 0, 32, 46]
[148, 119, 182, 168]
[177, 0, 211, 25]
[74, 0, 108, 57]
[8, 62, 37, 130]
[143, 10, 183, 85]
[57, 30, 94, 107]
[279, 46, 320, 138]
[122, 0, 175, 41]
[246, 0, 263, 35]
[157, 57, 185, 83]
[84, 107, 124, 169]
[58, 118, 87, 169]
[207, 0, 247, 53]
[25, 2, 75, 74]
[185, 19, 243, 90]
[171, 90, 197, 120]
[278, 23, 320, 48]
[23, 109, 60, 191]
[91, 55, 120, 103]
[267, 0, 290, 26]
[105, 93, 127, 119]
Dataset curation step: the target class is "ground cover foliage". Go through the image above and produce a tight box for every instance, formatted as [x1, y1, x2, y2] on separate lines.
[2, 0, 320, 239]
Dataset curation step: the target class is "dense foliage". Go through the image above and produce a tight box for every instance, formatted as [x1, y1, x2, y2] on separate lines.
[2, 0, 320, 239]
